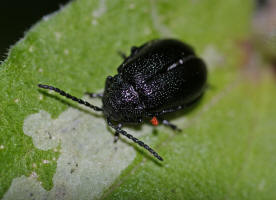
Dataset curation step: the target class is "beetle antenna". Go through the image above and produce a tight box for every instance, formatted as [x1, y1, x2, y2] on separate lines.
[107, 119, 163, 161]
[38, 84, 103, 112]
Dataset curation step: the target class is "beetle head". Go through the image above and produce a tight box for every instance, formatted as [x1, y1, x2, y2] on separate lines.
[102, 75, 145, 123]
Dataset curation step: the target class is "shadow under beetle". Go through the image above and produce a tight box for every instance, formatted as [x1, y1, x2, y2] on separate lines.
[38, 39, 207, 161]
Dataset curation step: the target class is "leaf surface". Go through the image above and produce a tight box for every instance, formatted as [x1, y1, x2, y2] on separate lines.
[2, 0, 275, 199]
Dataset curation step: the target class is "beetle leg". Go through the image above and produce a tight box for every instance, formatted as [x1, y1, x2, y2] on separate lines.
[161, 119, 181, 132]
[160, 105, 184, 115]
[85, 92, 103, 98]
[117, 51, 127, 59]
[113, 123, 122, 143]
[114, 132, 120, 143]
[130, 46, 139, 55]
[117, 46, 142, 61]
[149, 105, 184, 117]
[130, 43, 148, 56]
[107, 118, 163, 161]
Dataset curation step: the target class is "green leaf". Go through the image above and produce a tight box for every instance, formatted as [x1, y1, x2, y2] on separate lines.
[2, 0, 275, 199]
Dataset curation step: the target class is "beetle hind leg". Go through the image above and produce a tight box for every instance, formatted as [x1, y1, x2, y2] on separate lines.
[161, 119, 182, 132]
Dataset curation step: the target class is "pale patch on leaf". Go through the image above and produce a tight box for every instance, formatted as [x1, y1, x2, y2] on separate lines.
[4, 97, 154, 199]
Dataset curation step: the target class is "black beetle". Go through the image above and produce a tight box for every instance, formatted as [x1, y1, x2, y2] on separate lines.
[38, 39, 207, 161]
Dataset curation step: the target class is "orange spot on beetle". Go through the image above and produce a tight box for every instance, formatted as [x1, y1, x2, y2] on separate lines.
[150, 116, 159, 126]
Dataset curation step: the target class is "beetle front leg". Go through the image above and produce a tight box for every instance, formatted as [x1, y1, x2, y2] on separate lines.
[114, 132, 120, 143]
[113, 123, 122, 143]
[85, 92, 103, 98]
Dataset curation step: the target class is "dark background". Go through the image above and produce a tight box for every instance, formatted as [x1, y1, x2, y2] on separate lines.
[0, 0, 70, 61]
